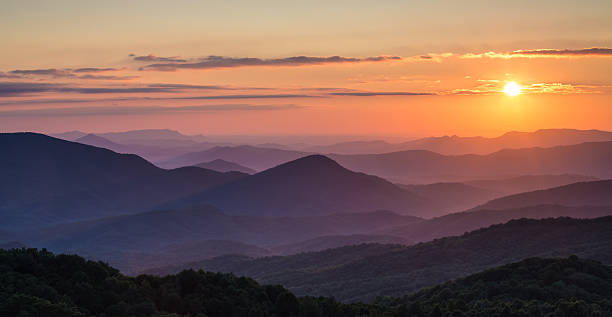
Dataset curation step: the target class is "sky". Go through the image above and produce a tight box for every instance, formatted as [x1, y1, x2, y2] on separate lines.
[1, 0, 611, 138]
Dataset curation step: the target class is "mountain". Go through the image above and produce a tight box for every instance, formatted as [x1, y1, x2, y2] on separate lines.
[0, 133, 246, 230]
[382, 204, 612, 243]
[398, 182, 500, 214]
[99, 128, 208, 143]
[270, 234, 410, 255]
[75, 133, 130, 151]
[303, 129, 612, 155]
[379, 256, 612, 316]
[6, 249, 610, 316]
[50, 130, 87, 140]
[160, 145, 309, 170]
[330, 141, 612, 183]
[162, 216, 612, 302]
[465, 173, 599, 195]
[194, 159, 257, 174]
[473, 180, 612, 211]
[168, 155, 432, 217]
[25, 206, 422, 273]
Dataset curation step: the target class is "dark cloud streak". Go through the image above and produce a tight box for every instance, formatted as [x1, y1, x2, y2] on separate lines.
[0, 104, 300, 117]
[141, 55, 402, 71]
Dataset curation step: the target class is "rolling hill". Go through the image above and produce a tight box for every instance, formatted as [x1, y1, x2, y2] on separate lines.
[464, 173, 598, 195]
[379, 256, 612, 316]
[398, 182, 500, 215]
[156, 216, 612, 302]
[382, 204, 612, 243]
[0, 133, 246, 230]
[24, 207, 421, 273]
[472, 179, 612, 211]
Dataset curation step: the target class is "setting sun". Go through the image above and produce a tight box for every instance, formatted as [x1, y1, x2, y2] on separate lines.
[504, 82, 522, 96]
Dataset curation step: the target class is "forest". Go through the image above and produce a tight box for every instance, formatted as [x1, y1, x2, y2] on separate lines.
[2, 248, 612, 317]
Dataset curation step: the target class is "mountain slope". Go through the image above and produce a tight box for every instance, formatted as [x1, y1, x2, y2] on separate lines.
[0, 133, 245, 229]
[25, 206, 421, 273]
[160, 145, 309, 170]
[382, 204, 612, 243]
[330, 141, 612, 183]
[167, 216, 612, 302]
[379, 256, 612, 316]
[473, 180, 612, 211]
[169, 155, 431, 217]
[194, 159, 257, 174]
[465, 173, 599, 195]
[399, 182, 500, 214]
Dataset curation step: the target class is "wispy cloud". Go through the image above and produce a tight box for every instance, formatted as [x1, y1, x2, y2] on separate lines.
[446, 80, 603, 95]
[130, 54, 187, 62]
[77, 75, 140, 80]
[0, 104, 300, 117]
[329, 91, 435, 96]
[140, 55, 402, 71]
[174, 94, 315, 100]
[7, 67, 134, 80]
[73, 67, 124, 73]
[461, 47, 612, 59]
[10, 68, 74, 78]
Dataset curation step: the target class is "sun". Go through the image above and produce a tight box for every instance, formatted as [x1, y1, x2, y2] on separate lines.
[503, 81, 522, 96]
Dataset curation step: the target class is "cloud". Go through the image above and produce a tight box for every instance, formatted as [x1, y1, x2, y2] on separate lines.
[446, 81, 602, 95]
[73, 67, 123, 73]
[174, 94, 315, 100]
[7, 67, 131, 80]
[9, 68, 74, 78]
[140, 55, 402, 71]
[0, 104, 300, 117]
[147, 83, 232, 90]
[461, 47, 612, 59]
[0, 82, 175, 96]
[511, 48, 612, 56]
[0, 82, 59, 96]
[77, 75, 139, 80]
[130, 54, 187, 62]
[329, 91, 435, 96]
[0, 72, 21, 79]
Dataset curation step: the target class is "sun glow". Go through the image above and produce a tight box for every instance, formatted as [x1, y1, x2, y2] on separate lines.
[503, 81, 522, 96]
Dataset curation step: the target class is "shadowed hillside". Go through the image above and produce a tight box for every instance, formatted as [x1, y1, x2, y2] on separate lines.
[0, 133, 246, 229]
[154, 216, 612, 302]
[167, 155, 432, 217]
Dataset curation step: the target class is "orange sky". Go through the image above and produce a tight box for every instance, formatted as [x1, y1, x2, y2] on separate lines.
[1, 1, 611, 138]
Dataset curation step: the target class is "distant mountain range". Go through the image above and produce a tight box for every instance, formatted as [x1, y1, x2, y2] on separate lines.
[330, 141, 612, 183]
[306, 128, 612, 155]
[0, 133, 245, 229]
[151, 216, 612, 302]
[159, 145, 309, 170]
[194, 159, 256, 174]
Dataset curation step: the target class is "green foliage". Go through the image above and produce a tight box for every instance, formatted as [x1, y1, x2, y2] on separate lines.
[377, 256, 612, 316]
[3, 248, 612, 316]
[0, 248, 391, 316]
